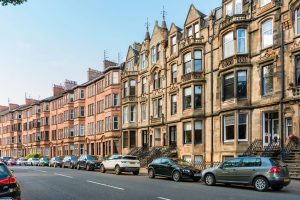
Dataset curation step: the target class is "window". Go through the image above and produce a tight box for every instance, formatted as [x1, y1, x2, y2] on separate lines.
[260, 0, 271, 7]
[113, 116, 119, 130]
[222, 158, 242, 168]
[157, 44, 160, 61]
[262, 20, 273, 48]
[223, 32, 234, 58]
[187, 26, 192, 38]
[154, 73, 158, 89]
[130, 131, 136, 148]
[194, 86, 202, 108]
[151, 47, 156, 64]
[141, 103, 146, 121]
[183, 53, 192, 74]
[129, 80, 136, 96]
[194, 50, 202, 72]
[183, 122, 192, 144]
[195, 121, 202, 144]
[130, 105, 136, 122]
[295, 56, 300, 86]
[124, 81, 128, 97]
[113, 72, 119, 84]
[238, 113, 247, 141]
[80, 89, 85, 99]
[226, 2, 233, 16]
[123, 106, 128, 123]
[128, 60, 134, 71]
[223, 73, 234, 100]
[123, 132, 128, 148]
[80, 144, 84, 155]
[153, 98, 162, 118]
[142, 77, 147, 94]
[141, 53, 146, 69]
[296, 8, 300, 36]
[262, 65, 273, 95]
[286, 118, 292, 138]
[224, 115, 235, 142]
[195, 23, 200, 38]
[158, 72, 162, 88]
[237, 29, 247, 54]
[183, 87, 191, 110]
[241, 158, 262, 167]
[79, 106, 85, 117]
[113, 94, 118, 106]
[155, 128, 161, 140]
[235, 0, 243, 14]
[79, 124, 85, 136]
[171, 35, 177, 54]
[171, 95, 177, 115]
[237, 71, 247, 98]
[171, 64, 177, 83]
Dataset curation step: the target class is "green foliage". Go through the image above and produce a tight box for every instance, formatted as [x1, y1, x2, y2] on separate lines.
[25, 153, 41, 160]
[0, 0, 27, 6]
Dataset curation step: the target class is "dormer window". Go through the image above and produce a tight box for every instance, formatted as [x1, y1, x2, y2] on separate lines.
[235, 0, 243, 14]
[225, 0, 243, 16]
[171, 35, 177, 54]
[260, 0, 271, 7]
[157, 44, 161, 61]
[128, 60, 134, 71]
[226, 2, 233, 16]
[195, 23, 200, 38]
[151, 47, 156, 64]
[295, 8, 300, 36]
[262, 20, 273, 49]
[141, 53, 146, 69]
[187, 26, 193, 38]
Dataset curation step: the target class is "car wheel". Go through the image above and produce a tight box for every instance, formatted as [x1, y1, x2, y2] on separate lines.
[253, 177, 269, 192]
[204, 174, 216, 186]
[100, 165, 106, 173]
[172, 171, 181, 182]
[133, 171, 139, 175]
[115, 165, 121, 175]
[271, 186, 283, 191]
[62, 164, 65, 168]
[86, 164, 90, 171]
[148, 169, 155, 179]
[54, 163, 57, 168]
[69, 164, 72, 169]
[77, 164, 80, 170]
[193, 178, 200, 182]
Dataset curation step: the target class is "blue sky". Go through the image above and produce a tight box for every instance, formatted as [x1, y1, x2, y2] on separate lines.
[0, 0, 221, 105]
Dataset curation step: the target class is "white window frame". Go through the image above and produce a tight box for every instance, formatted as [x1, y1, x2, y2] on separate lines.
[223, 115, 235, 142]
[262, 20, 273, 49]
[223, 31, 234, 58]
[295, 8, 300, 36]
[237, 29, 247, 54]
[235, 0, 243, 14]
[226, 2, 233, 16]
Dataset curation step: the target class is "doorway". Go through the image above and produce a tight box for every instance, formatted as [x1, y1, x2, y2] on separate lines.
[263, 112, 279, 146]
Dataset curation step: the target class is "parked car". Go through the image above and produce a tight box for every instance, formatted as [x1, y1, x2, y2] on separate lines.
[0, 157, 12, 165]
[16, 157, 27, 166]
[7, 159, 17, 166]
[62, 156, 78, 169]
[26, 158, 39, 166]
[49, 157, 63, 168]
[100, 155, 140, 175]
[0, 162, 21, 199]
[38, 157, 49, 166]
[201, 157, 290, 192]
[76, 155, 101, 171]
[147, 157, 201, 182]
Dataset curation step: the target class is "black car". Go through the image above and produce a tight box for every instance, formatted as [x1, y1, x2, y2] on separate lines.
[76, 155, 101, 171]
[148, 158, 202, 182]
[49, 157, 63, 168]
[62, 156, 78, 169]
[0, 162, 21, 199]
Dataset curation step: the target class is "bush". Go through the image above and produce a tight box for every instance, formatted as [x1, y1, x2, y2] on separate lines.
[288, 134, 299, 143]
[25, 153, 42, 160]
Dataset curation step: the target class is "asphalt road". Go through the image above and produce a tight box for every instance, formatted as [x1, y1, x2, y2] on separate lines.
[7, 166, 300, 200]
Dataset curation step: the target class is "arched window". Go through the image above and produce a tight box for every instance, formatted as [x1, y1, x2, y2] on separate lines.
[262, 20, 273, 48]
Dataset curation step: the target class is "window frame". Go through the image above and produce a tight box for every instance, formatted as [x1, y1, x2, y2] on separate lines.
[171, 94, 177, 115]
[261, 64, 274, 95]
[261, 19, 273, 49]
[296, 8, 300, 36]
[223, 31, 234, 58]
[237, 29, 247, 54]
[238, 113, 248, 141]
[183, 122, 192, 144]
[183, 87, 192, 110]
[223, 115, 235, 142]
[223, 72, 235, 101]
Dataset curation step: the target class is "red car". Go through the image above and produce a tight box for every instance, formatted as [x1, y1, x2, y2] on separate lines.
[0, 162, 21, 199]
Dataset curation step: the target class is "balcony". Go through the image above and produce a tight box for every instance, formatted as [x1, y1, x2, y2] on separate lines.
[121, 71, 138, 79]
[150, 115, 164, 125]
[122, 96, 137, 104]
[181, 72, 205, 84]
[179, 37, 204, 51]
[219, 14, 249, 30]
[221, 54, 250, 69]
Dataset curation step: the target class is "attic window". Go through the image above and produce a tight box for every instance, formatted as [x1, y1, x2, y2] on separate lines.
[128, 60, 134, 71]
[171, 36, 177, 54]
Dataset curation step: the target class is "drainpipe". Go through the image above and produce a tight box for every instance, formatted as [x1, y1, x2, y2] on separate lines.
[280, 24, 285, 148]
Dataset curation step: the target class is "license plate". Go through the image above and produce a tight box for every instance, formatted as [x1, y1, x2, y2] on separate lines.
[129, 162, 136, 165]
[284, 178, 289, 182]
[194, 173, 201, 177]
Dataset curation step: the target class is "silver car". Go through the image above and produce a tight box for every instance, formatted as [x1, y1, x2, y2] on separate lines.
[201, 157, 290, 192]
[27, 158, 40, 166]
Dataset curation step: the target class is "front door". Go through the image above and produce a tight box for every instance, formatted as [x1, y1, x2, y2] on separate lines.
[169, 126, 177, 147]
[142, 130, 148, 147]
[263, 112, 279, 146]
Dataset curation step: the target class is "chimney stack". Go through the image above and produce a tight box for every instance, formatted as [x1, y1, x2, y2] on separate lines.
[103, 60, 117, 69]
[9, 103, 19, 111]
[25, 98, 37, 105]
[64, 80, 77, 90]
[53, 84, 65, 96]
[0, 105, 8, 112]
[87, 68, 102, 81]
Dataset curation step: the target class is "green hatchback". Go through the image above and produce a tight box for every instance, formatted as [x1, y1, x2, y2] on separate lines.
[38, 157, 49, 166]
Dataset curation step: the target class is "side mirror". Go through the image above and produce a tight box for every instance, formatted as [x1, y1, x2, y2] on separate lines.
[11, 169, 14, 173]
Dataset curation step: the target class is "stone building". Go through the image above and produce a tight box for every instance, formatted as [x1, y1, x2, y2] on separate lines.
[121, 0, 300, 163]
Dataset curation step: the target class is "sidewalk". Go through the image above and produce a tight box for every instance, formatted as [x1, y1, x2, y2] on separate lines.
[140, 167, 148, 176]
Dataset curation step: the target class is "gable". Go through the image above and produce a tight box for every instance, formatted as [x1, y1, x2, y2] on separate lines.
[126, 46, 135, 61]
[184, 4, 201, 26]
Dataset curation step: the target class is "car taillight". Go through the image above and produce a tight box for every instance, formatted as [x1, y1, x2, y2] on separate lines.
[0, 176, 17, 185]
[269, 166, 281, 174]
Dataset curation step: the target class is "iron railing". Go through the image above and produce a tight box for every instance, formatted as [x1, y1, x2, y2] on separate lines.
[242, 139, 263, 157]
[280, 140, 298, 161]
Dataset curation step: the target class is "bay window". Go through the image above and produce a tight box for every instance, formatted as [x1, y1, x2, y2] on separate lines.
[183, 87, 191, 110]
[235, 0, 243, 14]
[224, 115, 235, 142]
[130, 131, 136, 148]
[262, 65, 273, 95]
[195, 23, 200, 38]
[223, 32, 234, 58]
[157, 44, 160, 61]
[223, 73, 234, 100]
[194, 86, 202, 108]
[129, 80, 136, 96]
[238, 113, 247, 141]
[183, 52, 192, 74]
[113, 94, 118, 106]
[141, 103, 146, 121]
[183, 122, 192, 144]
[285, 118, 292, 138]
[171, 95, 177, 115]
[194, 50, 202, 72]
[113, 72, 119, 84]
[154, 72, 158, 89]
[124, 81, 128, 97]
[151, 47, 156, 64]
[262, 20, 273, 48]
[123, 106, 128, 123]
[296, 56, 300, 86]
[296, 8, 300, 36]
[123, 132, 128, 148]
[237, 29, 247, 54]
[237, 71, 247, 98]
[195, 121, 202, 144]
[171, 64, 177, 83]
[130, 105, 136, 122]
[142, 77, 146, 94]
[113, 116, 119, 130]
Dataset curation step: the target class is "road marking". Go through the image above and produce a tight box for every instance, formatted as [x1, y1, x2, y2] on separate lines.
[87, 180, 125, 191]
[32, 169, 47, 173]
[157, 197, 171, 200]
[54, 173, 73, 179]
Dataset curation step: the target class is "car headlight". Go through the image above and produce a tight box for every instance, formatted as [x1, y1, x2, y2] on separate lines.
[182, 169, 191, 173]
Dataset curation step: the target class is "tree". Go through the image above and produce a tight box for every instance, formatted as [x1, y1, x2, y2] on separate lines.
[0, 0, 27, 6]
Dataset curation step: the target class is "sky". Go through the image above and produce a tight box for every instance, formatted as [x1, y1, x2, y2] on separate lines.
[0, 0, 221, 106]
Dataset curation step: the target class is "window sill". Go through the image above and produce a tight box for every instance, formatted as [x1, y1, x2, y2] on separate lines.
[262, 93, 273, 98]
[223, 141, 234, 145]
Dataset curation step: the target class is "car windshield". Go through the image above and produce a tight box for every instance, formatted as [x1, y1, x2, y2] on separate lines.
[70, 156, 77, 161]
[87, 155, 96, 161]
[55, 157, 62, 161]
[32, 158, 39, 161]
[0, 164, 10, 180]
[41, 158, 48, 161]
[171, 159, 192, 167]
